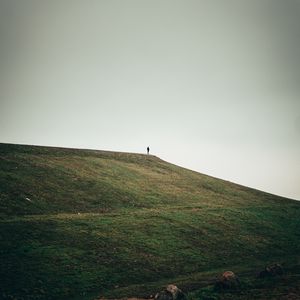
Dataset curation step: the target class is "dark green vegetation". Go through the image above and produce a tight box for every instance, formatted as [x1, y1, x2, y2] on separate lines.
[0, 143, 299, 300]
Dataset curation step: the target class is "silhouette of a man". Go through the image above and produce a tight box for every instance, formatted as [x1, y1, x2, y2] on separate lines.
[147, 146, 150, 155]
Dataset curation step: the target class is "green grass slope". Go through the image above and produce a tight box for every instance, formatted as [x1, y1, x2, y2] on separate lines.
[0, 143, 299, 300]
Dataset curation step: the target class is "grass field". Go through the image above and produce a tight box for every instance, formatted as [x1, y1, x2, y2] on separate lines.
[0, 143, 299, 300]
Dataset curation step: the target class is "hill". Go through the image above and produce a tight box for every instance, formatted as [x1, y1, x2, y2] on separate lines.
[0, 143, 299, 300]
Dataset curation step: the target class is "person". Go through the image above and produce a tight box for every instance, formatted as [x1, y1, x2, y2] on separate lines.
[147, 146, 150, 155]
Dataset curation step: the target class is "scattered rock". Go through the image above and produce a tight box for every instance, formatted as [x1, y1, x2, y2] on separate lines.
[215, 271, 240, 290]
[166, 285, 186, 300]
[154, 290, 173, 300]
[155, 284, 186, 300]
[281, 293, 300, 300]
[258, 263, 283, 278]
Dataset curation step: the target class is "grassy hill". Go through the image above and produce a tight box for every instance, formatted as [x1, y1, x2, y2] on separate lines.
[0, 143, 299, 300]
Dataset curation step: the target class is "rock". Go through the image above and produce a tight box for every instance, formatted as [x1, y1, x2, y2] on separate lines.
[155, 285, 186, 300]
[166, 285, 186, 300]
[154, 290, 173, 300]
[215, 271, 240, 290]
[259, 263, 283, 278]
[281, 293, 300, 300]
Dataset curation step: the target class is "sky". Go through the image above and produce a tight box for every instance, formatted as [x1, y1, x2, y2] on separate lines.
[0, 0, 300, 200]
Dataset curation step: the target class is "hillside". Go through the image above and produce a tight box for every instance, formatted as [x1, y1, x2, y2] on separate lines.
[0, 143, 299, 300]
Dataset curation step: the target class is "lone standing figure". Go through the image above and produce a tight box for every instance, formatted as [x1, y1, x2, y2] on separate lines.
[147, 146, 150, 155]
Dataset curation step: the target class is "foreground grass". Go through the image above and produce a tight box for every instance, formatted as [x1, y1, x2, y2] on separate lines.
[1, 208, 299, 299]
[0, 143, 299, 299]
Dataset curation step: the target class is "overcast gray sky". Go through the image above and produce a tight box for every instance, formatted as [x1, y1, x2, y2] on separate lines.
[1, 0, 300, 200]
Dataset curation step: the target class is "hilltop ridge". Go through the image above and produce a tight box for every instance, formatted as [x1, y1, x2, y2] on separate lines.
[0, 142, 293, 216]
